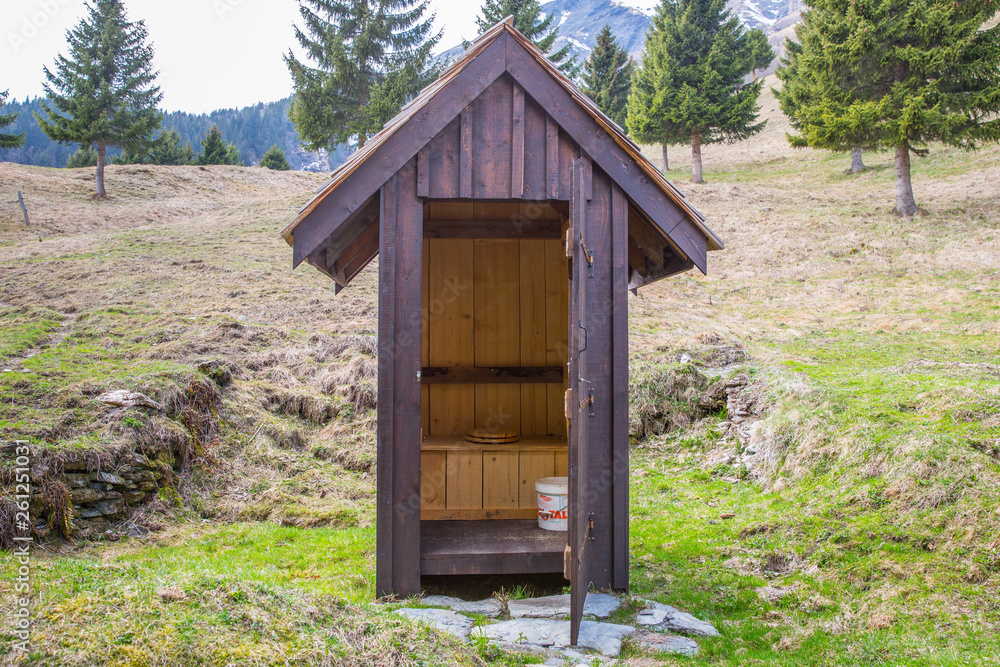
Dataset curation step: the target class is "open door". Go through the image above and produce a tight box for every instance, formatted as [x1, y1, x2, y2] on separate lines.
[567, 157, 593, 645]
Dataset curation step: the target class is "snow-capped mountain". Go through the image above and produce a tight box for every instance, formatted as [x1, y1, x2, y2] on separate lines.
[536, 0, 801, 60]
[435, 0, 802, 69]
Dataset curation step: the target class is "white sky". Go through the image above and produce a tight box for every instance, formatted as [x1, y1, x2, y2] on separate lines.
[1, 0, 483, 112]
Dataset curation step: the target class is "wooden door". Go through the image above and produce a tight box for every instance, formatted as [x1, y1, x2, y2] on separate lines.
[567, 157, 594, 645]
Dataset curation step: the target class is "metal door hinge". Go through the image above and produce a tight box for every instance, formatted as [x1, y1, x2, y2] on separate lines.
[579, 235, 594, 278]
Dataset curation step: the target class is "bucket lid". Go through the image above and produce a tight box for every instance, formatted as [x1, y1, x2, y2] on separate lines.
[535, 476, 568, 492]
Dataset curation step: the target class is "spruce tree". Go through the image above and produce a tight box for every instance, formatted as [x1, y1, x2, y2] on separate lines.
[775, 0, 1000, 215]
[474, 0, 578, 77]
[197, 125, 244, 166]
[581, 26, 635, 130]
[627, 0, 765, 184]
[36, 0, 162, 196]
[114, 130, 194, 165]
[285, 0, 441, 151]
[260, 144, 292, 170]
[747, 30, 775, 81]
[774, 36, 872, 174]
[1, 91, 25, 149]
[66, 145, 98, 168]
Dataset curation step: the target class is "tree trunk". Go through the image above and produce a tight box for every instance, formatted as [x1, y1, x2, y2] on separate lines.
[850, 146, 866, 174]
[894, 143, 917, 216]
[96, 141, 107, 197]
[660, 143, 668, 172]
[691, 129, 704, 184]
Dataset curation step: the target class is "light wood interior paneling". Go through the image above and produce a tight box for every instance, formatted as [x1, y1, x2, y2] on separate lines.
[421, 201, 569, 519]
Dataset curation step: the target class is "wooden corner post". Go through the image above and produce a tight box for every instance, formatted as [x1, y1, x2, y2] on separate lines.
[376, 158, 424, 598]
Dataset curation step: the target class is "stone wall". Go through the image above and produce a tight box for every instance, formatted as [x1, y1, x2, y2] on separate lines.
[21, 445, 179, 539]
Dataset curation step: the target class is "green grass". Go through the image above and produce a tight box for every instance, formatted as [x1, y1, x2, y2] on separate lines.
[0, 524, 492, 666]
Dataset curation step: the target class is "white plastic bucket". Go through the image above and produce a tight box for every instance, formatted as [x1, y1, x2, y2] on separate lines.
[535, 476, 568, 531]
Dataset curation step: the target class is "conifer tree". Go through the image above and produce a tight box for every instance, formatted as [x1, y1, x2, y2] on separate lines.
[581, 26, 634, 130]
[285, 0, 441, 151]
[775, 0, 1000, 215]
[1, 91, 25, 149]
[747, 30, 775, 81]
[774, 36, 872, 174]
[474, 0, 578, 76]
[197, 125, 244, 166]
[114, 130, 194, 165]
[66, 145, 98, 168]
[260, 144, 292, 170]
[36, 0, 162, 196]
[627, 0, 765, 184]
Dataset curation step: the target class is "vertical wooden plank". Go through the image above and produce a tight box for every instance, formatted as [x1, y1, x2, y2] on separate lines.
[511, 83, 525, 198]
[377, 157, 423, 598]
[420, 451, 447, 509]
[568, 157, 591, 646]
[417, 147, 429, 198]
[428, 238, 475, 436]
[483, 451, 519, 508]
[446, 451, 483, 509]
[460, 106, 473, 198]
[545, 238, 569, 438]
[375, 174, 398, 599]
[523, 96, 547, 200]
[583, 167, 615, 590]
[520, 239, 548, 435]
[558, 132, 577, 201]
[474, 239, 521, 435]
[554, 451, 568, 476]
[518, 451, 555, 507]
[421, 239, 430, 435]
[392, 158, 423, 596]
[611, 183, 630, 591]
[427, 117, 460, 198]
[473, 76, 513, 199]
[546, 114, 559, 199]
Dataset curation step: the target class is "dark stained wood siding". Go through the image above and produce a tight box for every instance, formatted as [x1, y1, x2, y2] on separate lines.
[376, 158, 424, 598]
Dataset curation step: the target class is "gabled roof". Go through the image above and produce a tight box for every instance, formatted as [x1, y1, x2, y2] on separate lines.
[282, 18, 722, 284]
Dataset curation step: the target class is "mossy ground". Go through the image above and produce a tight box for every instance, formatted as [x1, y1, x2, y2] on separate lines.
[1, 80, 998, 665]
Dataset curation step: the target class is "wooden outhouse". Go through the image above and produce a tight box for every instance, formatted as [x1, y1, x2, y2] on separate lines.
[282, 19, 722, 641]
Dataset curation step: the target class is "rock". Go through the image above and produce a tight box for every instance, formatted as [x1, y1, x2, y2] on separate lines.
[636, 602, 720, 637]
[70, 488, 104, 504]
[74, 506, 104, 519]
[91, 499, 124, 516]
[124, 491, 146, 505]
[420, 595, 503, 618]
[634, 630, 700, 656]
[472, 619, 635, 657]
[126, 524, 149, 538]
[756, 586, 790, 603]
[64, 473, 90, 488]
[394, 607, 473, 641]
[133, 453, 155, 468]
[96, 390, 163, 411]
[91, 471, 124, 485]
[544, 647, 615, 665]
[138, 481, 157, 492]
[507, 593, 620, 619]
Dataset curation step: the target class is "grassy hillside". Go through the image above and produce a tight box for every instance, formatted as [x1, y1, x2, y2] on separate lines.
[1, 81, 998, 665]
